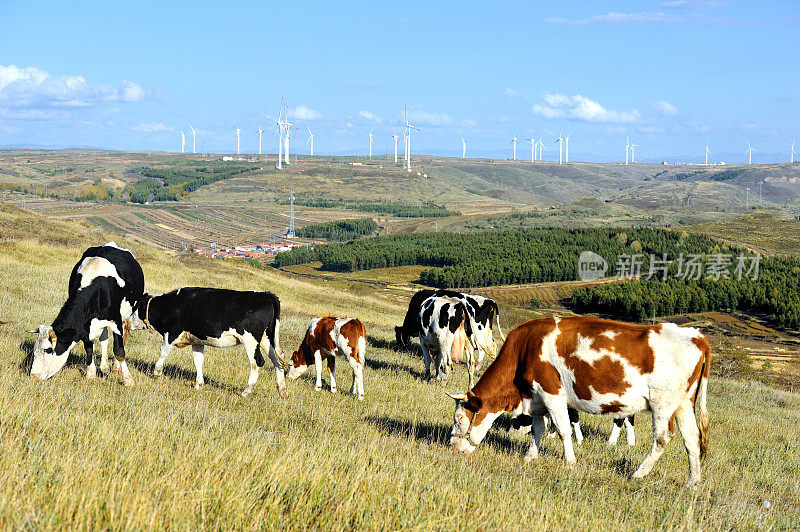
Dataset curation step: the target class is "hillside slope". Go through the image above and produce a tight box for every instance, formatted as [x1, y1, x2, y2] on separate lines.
[0, 204, 799, 528]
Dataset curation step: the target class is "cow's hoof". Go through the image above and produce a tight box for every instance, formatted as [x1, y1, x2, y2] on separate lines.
[315, 385, 322, 391]
[358, 395, 364, 401]
[86, 367, 97, 380]
[113, 365, 122, 376]
[153, 369, 163, 378]
[685, 479, 700, 489]
[278, 387, 288, 399]
[99, 364, 110, 376]
[241, 388, 253, 397]
[122, 378, 135, 388]
[523, 453, 537, 463]
[194, 383, 203, 390]
[330, 387, 338, 394]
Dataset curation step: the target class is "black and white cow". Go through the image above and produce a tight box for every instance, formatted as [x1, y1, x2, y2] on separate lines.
[30, 242, 145, 386]
[418, 295, 497, 388]
[396, 289, 504, 351]
[509, 407, 636, 446]
[137, 287, 287, 398]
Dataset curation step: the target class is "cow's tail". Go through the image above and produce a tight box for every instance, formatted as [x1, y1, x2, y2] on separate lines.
[695, 335, 711, 460]
[495, 311, 505, 342]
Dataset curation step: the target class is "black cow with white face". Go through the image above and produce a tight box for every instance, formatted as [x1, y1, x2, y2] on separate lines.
[30, 242, 145, 386]
[137, 287, 286, 398]
[395, 289, 504, 351]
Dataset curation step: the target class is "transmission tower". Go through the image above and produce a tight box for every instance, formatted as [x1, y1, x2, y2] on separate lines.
[287, 190, 295, 238]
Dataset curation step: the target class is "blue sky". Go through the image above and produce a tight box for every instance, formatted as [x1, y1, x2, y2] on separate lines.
[1, 0, 798, 162]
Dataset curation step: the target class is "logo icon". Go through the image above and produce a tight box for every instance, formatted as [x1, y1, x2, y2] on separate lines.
[577, 251, 608, 281]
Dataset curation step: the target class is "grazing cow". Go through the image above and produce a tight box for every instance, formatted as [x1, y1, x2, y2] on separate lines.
[448, 317, 710, 486]
[287, 317, 366, 400]
[138, 288, 286, 398]
[418, 296, 497, 387]
[29, 242, 145, 386]
[395, 289, 504, 351]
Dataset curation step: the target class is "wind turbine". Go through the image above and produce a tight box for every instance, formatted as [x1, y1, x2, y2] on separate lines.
[275, 110, 283, 170]
[537, 136, 544, 160]
[404, 105, 420, 172]
[527, 137, 535, 162]
[307, 127, 314, 156]
[791, 140, 795, 163]
[625, 137, 630, 165]
[564, 134, 571, 163]
[393, 133, 399, 162]
[369, 128, 374, 160]
[704, 143, 711, 166]
[555, 133, 564, 164]
[461, 137, 467, 159]
[233, 126, 241, 155]
[283, 120, 292, 165]
[745, 141, 755, 164]
[180, 130, 185, 153]
[256, 125, 264, 155]
[630, 141, 638, 163]
[189, 125, 197, 154]
[510, 135, 518, 160]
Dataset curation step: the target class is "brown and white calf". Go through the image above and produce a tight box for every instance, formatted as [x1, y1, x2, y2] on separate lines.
[448, 317, 710, 486]
[287, 317, 366, 400]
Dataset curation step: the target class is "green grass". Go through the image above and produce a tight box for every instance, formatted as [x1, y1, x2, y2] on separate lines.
[1, 205, 799, 528]
[689, 211, 800, 256]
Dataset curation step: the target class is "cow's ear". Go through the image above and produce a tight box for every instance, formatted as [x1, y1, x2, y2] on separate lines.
[25, 329, 38, 334]
[446, 391, 468, 402]
[48, 329, 57, 342]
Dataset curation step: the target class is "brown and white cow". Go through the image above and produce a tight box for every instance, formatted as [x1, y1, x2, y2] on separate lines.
[448, 316, 710, 486]
[287, 317, 366, 400]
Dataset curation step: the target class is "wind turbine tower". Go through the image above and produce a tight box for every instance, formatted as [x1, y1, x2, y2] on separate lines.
[630, 141, 638, 163]
[745, 141, 755, 164]
[234, 126, 241, 155]
[538, 136, 544, 160]
[180, 130, 185, 153]
[189, 125, 197, 154]
[791, 140, 795, 163]
[369, 129, 373, 160]
[284, 121, 292, 165]
[510, 136, 518, 160]
[565, 135, 570, 163]
[461, 137, 467, 159]
[393, 134, 399, 162]
[307, 127, 314, 156]
[276, 114, 283, 170]
[625, 137, 630, 165]
[256, 125, 264, 155]
[705, 143, 711, 166]
[404, 106, 419, 172]
[555, 134, 564, 164]
[527, 137, 535, 162]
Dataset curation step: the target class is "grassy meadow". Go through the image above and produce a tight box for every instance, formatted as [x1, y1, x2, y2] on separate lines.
[1, 205, 800, 529]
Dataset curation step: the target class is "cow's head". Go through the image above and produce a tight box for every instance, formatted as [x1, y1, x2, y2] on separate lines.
[394, 326, 409, 350]
[29, 325, 77, 380]
[447, 391, 501, 455]
[287, 346, 310, 380]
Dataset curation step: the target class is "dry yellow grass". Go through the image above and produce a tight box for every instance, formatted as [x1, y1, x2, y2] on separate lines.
[1, 205, 799, 529]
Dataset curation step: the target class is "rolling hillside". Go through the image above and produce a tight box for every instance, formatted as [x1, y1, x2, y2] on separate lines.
[0, 204, 799, 528]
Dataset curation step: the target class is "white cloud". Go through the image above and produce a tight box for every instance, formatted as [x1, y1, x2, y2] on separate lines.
[133, 122, 171, 133]
[654, 100, 679, 116]
[461, 118, 476, 127]
[545, 11, 718, 25]
[406, 109, 453, 126]
[288, 105, 322, 120]
[0, 64, 149, 113]
[358, 110, 381, 122]
[532, 92, 640, 123]
[503, 87, 519, 97]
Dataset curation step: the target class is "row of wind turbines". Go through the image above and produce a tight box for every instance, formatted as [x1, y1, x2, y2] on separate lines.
[178, 108, 798, 167]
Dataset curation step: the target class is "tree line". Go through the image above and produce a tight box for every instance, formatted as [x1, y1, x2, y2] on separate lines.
[296, 218, 378, 241]
[129, 162, 258, 203]
[281, 198, 459, 218]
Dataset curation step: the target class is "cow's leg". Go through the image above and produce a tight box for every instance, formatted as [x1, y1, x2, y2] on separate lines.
[625, 415, 636, 446]
[673, 400, 702, 486]
[632, 410, 675, 480]
[241, 335, 261, 397]
[466, 347, 475, 389]
[84, 339, 97, 379]
[112, 329, 134, 387]
[327, 355, 337, 393]
[569, 408, 583, 446]
[98, 327, 111, 376]
[523, 415, 547, 462]
[192, 344, 205, 390]
[260, 334, 287, 399]
[609, 418, 624, 446]
[313, 350, 323, 391]
[153, 334, 174, 377]
[346, 352, 364, 400]
[541, 395, 576, 464]
[419, 336, 431, 381]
